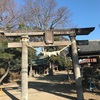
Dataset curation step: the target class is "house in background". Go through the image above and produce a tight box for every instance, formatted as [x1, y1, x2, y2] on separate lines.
[79, 58, 97, 68]
[32, 57, 49, 75]
[78, 40, 100, 68]
[31, 56, 58, 76]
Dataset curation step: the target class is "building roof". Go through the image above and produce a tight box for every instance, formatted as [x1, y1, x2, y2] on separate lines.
[32, 57, 48, 66]
[78, 40, 100, 57]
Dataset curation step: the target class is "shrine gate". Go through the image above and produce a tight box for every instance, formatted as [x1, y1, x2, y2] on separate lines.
[0, 27, 95, 100]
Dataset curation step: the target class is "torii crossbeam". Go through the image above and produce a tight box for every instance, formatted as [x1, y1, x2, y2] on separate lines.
[2, 27, 94, 36]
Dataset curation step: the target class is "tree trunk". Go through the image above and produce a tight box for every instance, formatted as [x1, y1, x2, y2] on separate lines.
[49, 62, 53, 76]
[0, 66, 10, 84]
[0, 61, 10, 84]
[67, 69, 71, 81]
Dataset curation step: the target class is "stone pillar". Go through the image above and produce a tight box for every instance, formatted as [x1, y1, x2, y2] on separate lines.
[29, 64, 33, 77]
[21, 35, 29, 100]
[69, 34, 84, 100]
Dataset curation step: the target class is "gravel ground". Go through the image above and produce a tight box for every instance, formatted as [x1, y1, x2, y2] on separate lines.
[0, 71, 100, 100]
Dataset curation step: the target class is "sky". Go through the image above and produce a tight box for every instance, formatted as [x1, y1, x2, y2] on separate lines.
[16, 0, 100, 40]
[55, 0, 100, 40]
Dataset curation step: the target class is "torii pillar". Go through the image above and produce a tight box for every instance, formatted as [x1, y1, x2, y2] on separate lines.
[70, 33, 84, 100]
[21, 35, 29, 100]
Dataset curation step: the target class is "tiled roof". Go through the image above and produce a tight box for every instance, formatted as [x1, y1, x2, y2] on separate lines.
[78, 40, 100, 54]
[32, 57, 48, 66]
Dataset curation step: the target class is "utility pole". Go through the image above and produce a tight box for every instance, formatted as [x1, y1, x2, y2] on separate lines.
[70, 34, 84, 100]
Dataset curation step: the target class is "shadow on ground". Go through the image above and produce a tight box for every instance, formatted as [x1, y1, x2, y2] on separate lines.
[2, 74, 100, 100]
[3, 87, 19, 100]
[28, 81, 76, 100]
[17, 74, 77, 100]
[35, 74, 75, 83]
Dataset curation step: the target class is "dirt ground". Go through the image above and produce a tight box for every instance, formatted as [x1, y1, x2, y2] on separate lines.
[0, 71, 100, 100]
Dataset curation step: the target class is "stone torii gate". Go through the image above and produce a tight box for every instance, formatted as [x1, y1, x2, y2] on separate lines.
[0, 27, 94, 100]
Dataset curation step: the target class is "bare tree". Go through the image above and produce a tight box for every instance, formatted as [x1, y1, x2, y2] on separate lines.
[0, 0, 19, 29]
[0, 0, 7, 24]
[21, 0, 72, 29]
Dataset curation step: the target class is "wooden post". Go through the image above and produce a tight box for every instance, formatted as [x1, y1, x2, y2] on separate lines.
[70, 34, 84, 100]
[21, 35, 29, 100]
